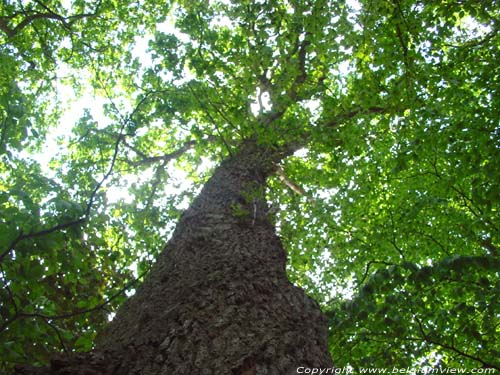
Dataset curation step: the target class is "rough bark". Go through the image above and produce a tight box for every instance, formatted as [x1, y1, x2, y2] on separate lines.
[16, 141, 333, 374]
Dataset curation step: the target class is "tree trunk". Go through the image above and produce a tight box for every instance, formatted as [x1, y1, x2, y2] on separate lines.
[17, 141, 333, 374]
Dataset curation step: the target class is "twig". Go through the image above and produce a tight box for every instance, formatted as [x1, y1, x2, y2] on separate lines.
[0, 267, 149, 334]
[410, 305, 500, 370]
[186, 82, 234, 156]
[355, 260, 396, 289]
[0, 0, 102, 38]
[275, 165, 313, 202]
[0, 77, 134, 265]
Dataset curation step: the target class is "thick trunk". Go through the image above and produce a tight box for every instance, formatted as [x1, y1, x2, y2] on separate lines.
[18, 141, 333, 374]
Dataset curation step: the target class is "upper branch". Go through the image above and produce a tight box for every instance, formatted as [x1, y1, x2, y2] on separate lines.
[0, 12, 65, 37]
[122, 139, 199, 167]
[0, 1, 101, 38]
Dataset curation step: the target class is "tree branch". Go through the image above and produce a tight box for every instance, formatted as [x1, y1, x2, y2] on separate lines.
[122, 137, 216, 167]
[481, 237, 498, 257]
[0, 218, 86, 264]
[0, 1, 102, 38]
[0, 94, 127, 265]
[410, 306, 500, 370]
[0, 266, 149, 335]
[275, 165, 313, 202]
[355, 260, 396, 289]
[0, 13, 64, 37]
[187, 82, 234, 156]
[321, 106, 386, 129]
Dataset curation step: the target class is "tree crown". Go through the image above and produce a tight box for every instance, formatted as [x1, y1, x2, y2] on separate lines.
[0, 0, 499, 370]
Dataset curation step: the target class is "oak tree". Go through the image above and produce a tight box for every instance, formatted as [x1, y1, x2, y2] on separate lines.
[1, 0, 499, 373]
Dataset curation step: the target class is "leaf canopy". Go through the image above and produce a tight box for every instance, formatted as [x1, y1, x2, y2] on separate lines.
[0, 0, 499, 371]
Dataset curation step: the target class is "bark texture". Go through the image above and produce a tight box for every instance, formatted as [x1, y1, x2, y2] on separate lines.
[16, 141, 333, 374]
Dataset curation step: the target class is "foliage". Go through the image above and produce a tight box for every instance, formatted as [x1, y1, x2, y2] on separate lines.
[1, 0, 498, 372]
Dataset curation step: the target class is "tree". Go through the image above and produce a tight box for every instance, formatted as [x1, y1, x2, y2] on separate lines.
[1, 0, 499, 373]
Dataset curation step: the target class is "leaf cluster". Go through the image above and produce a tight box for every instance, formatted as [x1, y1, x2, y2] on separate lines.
[1, 0, 499, 372]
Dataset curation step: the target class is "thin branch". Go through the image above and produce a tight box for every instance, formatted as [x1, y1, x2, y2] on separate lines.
[120, 137, 150, 159]
[393, 0, 409, 60]
[430, 165, 499, 233]
[410, 306, 500, 370]
[84, 124, 123, 219]
[443, 28, 498, 49]
[428, 337, 500, 369]
[144, 162, 166, 211]
[481, 237, 498, 257]
[122, 138, 215, 167]
[0, 267, 149, 334]
[44, 319, 68, 354]
[321, 106, 386, 130]
[197, 81, 241, 136]
[275, 165, 313, 202]
[0, 265, 18, 316]
[0, 0, 102, 38]
[0, 218, 86, 264]
[0, 12, 64, 37]
[389, 210, 405, 258]
[355, 260, 396, 288]
[186, 82, 234, 156]
[418, 231, 450, 256]
[0, 135, 121, 261]
[287, 34, 311, 101]
[260, 33, 312, 127]
[0, 81, 131, 265]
